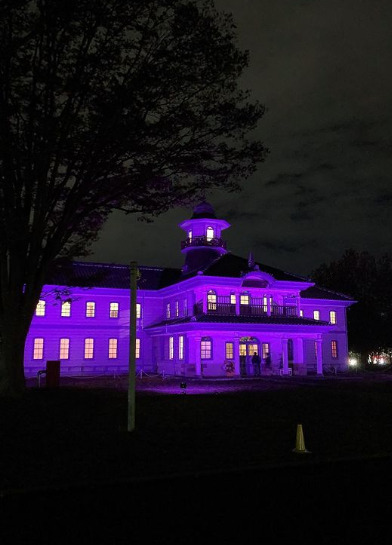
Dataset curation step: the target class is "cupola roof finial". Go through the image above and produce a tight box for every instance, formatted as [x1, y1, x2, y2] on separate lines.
[248, 251, 255, 269]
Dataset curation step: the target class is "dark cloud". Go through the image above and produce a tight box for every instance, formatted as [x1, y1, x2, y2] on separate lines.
[90, 0, 392, 277]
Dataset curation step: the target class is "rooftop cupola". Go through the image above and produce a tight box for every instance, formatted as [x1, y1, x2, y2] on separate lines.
[179, 201, 230, 274]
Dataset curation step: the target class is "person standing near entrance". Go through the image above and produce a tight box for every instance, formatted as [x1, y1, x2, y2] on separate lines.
[252, 352, 261, 376]
[240, 354, 247, 377]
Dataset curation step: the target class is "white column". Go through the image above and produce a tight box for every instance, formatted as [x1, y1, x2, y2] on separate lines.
[235, 296, 240, 316]
[316, 337, 323, 375]
[267, 296, 271, 316]
[295, 337, 304, 364]
[231, 335, 238, 376]
[282, 338, 289, 375]
[202, 291, 207, 314]
[194, 336, 202, 376]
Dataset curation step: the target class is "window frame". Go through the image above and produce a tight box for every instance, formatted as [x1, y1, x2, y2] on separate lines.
[331, 340, 338, 359]
[109, 302, 119, 319]
[206, 226, 214, 241]
[329, 310, 337, 324]
[179, 335, 184, 360]
[35, 300, 46, 317]
[108, 338, 118, 359]
[59, 338, 70, 360]
[136, 338, 141, 359]
[207, 290, 217, 311]
[240, 293, 250, 305]
[33, 338, 44, 360]
[169, 336, 174, 360]
[85, 301, 96, 318]
[313, 310, 320, 321]
[84, 338, 94, 359]
[61, 301, 71, 317]
[201, 337, 212, 360]
[225, 342, 234, 360]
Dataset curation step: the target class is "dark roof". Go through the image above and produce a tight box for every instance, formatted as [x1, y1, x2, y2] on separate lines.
[46, 261, 182, 290]
[300, 285, 355, 301]
[146, 314, 329, 329]
[191, 201, 217, 219]
[196, 253, 309, 282]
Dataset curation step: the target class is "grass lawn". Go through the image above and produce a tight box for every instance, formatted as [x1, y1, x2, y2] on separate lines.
[2, 372, 392, 495]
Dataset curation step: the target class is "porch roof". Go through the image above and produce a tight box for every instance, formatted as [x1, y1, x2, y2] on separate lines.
[145, 314, 329, 329]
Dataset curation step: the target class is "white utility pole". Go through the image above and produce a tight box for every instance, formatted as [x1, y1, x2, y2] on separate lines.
[128, 261, 138, 432]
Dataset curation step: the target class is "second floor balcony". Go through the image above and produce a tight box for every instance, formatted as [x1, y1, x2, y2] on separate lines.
[193, 296, 298, 318]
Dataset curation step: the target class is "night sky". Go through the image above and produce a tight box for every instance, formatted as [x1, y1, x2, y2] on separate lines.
[89, 0, 392, 277]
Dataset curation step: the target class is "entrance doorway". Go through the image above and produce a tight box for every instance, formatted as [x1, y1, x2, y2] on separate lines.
[239, 337, 260, 376]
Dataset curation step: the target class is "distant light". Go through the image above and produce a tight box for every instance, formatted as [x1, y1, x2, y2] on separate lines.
[348, 358, 358, 367]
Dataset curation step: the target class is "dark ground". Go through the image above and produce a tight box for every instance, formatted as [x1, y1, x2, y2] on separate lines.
[2, 372, 392, 544]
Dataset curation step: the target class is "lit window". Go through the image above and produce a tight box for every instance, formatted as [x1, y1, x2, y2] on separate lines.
[331, 340, 338, 359]
[33, 338, 44, 360]
[109, 338, 118, 359]
[201, 337, 212, 359]
[136, 338, 140, 359]
[110, 302, 119, 318]
[61, 301, 71, 317]
[86, 301, 95, 318]
[240, 293, 249, 305]
[166, 303, 171, 319]
[225, 342, 234, 360]
[35, 300, 46, 317]
[175, 301, 179, 317]
[263, 295, 268, 312]
[136, 303, 141, 319]
[207, 290, 217, 311]
[300, 310, 304, 317]
[230, 293, 236, 305]
[59, 338, 70, 360]
[330, 311, 336, 324]
[84, 338, 94, 359]
[206, 226, 214, 241]
[188, 229, 192, 242]
[183, 299, 188, 316]
[179, 336, 184, 360]
[313, 310, 320, 321]
[169, 337, 174, 360]
[262, 343, 270, 359]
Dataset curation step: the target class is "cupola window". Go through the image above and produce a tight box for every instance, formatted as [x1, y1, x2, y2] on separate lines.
[206, 226, 214, 241]
[188, 230, 192, 242]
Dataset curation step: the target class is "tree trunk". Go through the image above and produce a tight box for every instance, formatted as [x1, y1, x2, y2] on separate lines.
[0, 325, 27, 396]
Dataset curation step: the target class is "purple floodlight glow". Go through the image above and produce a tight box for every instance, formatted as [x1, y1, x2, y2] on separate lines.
[23, 202, 355, 380]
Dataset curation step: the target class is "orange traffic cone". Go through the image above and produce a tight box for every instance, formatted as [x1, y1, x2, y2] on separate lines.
[292, 424, 311, 454]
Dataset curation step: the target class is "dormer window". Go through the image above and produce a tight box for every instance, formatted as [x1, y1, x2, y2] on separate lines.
[188, 230, 192, 242]
[206, 226, 214, 241]
[240, 293, 250, 305]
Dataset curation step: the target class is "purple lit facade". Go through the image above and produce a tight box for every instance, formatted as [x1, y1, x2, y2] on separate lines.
[24, 202, 355, 377]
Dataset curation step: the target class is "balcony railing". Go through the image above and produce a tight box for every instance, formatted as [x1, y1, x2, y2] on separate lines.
[181, 236, 227, 250]
[193, 299, 298, 318]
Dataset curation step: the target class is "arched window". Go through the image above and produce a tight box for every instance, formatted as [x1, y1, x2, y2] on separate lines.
[206, 226, 214, 241]
[207, 290, 217, 311]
